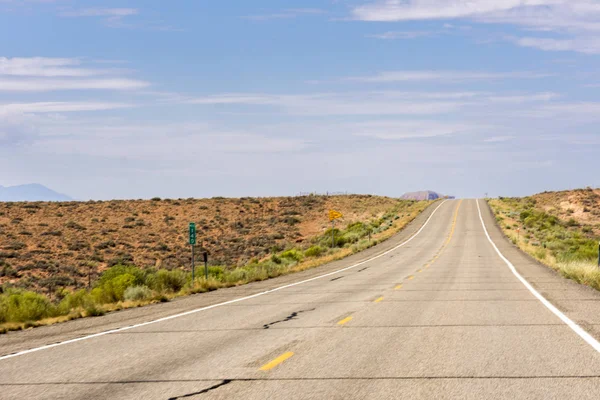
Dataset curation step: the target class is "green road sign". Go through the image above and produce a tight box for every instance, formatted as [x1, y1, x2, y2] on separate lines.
[189, 223, 196, 245]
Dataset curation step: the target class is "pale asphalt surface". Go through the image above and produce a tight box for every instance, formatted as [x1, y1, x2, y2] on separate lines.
[2, 199, 600, 399]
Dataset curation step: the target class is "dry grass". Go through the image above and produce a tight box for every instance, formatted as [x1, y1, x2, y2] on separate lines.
[488, 192, 600, 293]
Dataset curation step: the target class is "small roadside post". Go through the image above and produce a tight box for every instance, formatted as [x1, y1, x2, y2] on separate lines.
[189, 223, 196, 282]
[203, 251, 208, 280]
[328, 210, 343, 248]
[597, 241, 600, 269]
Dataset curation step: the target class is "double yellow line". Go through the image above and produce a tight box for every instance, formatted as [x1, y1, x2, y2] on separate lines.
[423, 200, 462, 269]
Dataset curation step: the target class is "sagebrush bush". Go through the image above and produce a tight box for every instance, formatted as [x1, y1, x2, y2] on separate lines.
[98, 265, 145, 287]
[280, 249, 303, 262]
[93, 273, 137, 303]
[304, 245, 324, 258]
[146, 269, 188, 293]
[0, 290, 57, 323]
[58, 289, 94, 314]
[124, 285, 153, 301]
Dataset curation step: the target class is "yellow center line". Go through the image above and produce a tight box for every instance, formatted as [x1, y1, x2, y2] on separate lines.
[374, 296, 384, 303]
[337, 316, 353, 325]
[397, 201, 462, 290]
[444, 200, 463, 246]
[394, 284, 403, 290]
[417, 200, 463, 271]
[259, 352, 294, 371]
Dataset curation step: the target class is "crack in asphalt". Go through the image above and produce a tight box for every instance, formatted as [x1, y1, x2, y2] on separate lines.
[168, 380, 232, 399]
[262, 309, 316, 330]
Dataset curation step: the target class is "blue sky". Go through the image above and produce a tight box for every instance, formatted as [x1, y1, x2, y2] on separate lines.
[1, 0, 600, 200]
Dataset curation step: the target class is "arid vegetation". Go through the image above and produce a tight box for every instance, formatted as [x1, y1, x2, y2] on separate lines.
[488, 188, 600, 291]
[0, 195, 430, 332]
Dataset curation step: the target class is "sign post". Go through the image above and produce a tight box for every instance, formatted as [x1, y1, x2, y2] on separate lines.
[328, 210, 343, 249]
[189, 223, 196, 282]
[203, 252, 208, 280]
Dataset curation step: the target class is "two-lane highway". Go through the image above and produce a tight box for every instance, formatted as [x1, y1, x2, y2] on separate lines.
[2, 200, 600, 399]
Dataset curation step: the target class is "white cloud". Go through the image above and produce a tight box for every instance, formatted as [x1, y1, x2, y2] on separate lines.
[0, 57, 106, 77]
[59, 8, 139, 18]
[515, 37, 600, 54]
[484, 136, 515, 142]
[366, 31, 436, 39]
[347, 70, 552, 83]
[353, 0, 568, 22]
[352, 1, 600, 54]
[0, 57, 149, 91]
[186, 90, 562, 117]
[0, 78, 149, 91]
[33, 121, 308, 158]
[0, 102, 134, 113]
[241, 8, 325, 21]
[487, 92, 560, 103]
[350, 120, 477, 140]
[352, 1, 559, 22]
[188, 92, 466, 116]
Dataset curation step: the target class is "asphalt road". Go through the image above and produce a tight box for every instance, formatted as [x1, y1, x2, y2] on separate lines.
[2, 199, 600, 399]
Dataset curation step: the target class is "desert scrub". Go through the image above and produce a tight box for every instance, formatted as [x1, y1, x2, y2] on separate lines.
[0, 290, 58, 323]
[124, 285, 153, 301]
[0, 198, 432, 332]
[488, 196, 600, 292]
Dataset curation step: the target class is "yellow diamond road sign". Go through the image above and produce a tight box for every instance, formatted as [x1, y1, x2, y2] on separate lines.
[329, 210, 343, 221]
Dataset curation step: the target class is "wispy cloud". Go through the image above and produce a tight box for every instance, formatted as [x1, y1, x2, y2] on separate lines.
[187, 92, 465, 116]
[0, 57, 113, 77]
[0, 57, 149, 91]
[185, 90, 560, 117]
[352, 1, 600, 54]
[241, 8, 325, 21]
[366, 31, 437, 40]
[59, 8, 139, 18]
[0, 102, 135, 113]
[514, 36, 600, 55]
[484, 136, 515, 143]
[0, 77, 148, 92]
[350, 120, 478, 140]
[346, 70, 553, 83]
[57, 7, 178, 31]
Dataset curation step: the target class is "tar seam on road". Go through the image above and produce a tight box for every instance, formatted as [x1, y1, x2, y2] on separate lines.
[5, 376, 600, 386]
[0, 201, 449, 362]
[476, 199, 600, 353]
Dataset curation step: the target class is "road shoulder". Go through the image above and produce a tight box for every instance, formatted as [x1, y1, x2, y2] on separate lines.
[481, 200, 600, 343]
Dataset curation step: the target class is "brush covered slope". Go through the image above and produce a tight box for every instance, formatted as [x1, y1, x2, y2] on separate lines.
[0, 195, 422, 292]
[488, 188, 600, 291]
[0, 195, 431, 332]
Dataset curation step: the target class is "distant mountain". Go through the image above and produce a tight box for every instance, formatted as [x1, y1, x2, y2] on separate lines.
[401, 190, 447, 201]
[0, 184, 72, 202]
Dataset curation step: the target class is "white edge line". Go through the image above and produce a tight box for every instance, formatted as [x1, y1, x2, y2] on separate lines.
[0, 200, 450, 361]
[477, 199, 600, 353]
